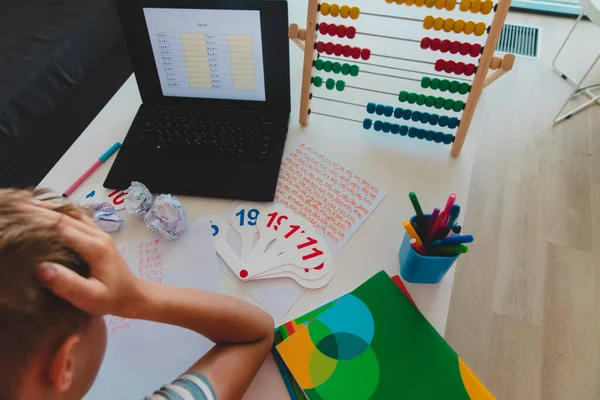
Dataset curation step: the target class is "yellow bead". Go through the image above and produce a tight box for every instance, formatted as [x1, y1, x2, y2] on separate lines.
[340, 4, 350, 17]
[423, 15, 435, 29]
[425, 0, 436, 7]
[330, 3, 340, 16]
[463, 20, 475, 34]
[349, 6, 360, 18]
[443, 17, 455, 32]
[433, 17, 445, 31]
[470, 0, 482, 12]
[406, 0, 415, 5]
[480, 0, 493, 14]
[460, 0, 471, 11]
[474, 21, 487, 36]
[435, 0, 446, 9]
[445, 0, 457, 10]
[320, 2, 331, 15]
[385, 0, 394, 3]
[395, 0, 405, 3]
[415, 0, 426, 6]
[453, 19, 465, 33]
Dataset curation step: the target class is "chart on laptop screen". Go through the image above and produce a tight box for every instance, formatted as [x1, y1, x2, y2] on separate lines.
[143, 8, 266, 101]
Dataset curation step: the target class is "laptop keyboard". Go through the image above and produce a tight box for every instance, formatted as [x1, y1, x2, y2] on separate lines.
[135, 110, 276, 162]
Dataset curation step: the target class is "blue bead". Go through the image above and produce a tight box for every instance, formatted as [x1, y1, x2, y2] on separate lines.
[448, 117, 458, 129]
[402, 109, 412, 120]
[429, 114, 439, 126]
[366, 102, 376, 114]
[363, 118, 373, 129]
[434, 131, 444, 143]
[408, 127, 418, 138]
[399, 125, 408, 136]
[411, 111, 422, 122]
[384, 106, 394, 117]
[426, 130, 435, 141]
[374, 120, 383, 131]
[420, 112, 430, 124]
[375, 104, 385, 115]
[394, 108, 403, 119]
[382, 122, 391, 133]
[391, 124, 400, 134]
[417, 129, 427, 139]
[442, 134, 454, 144]
[439, 116, 449, 127]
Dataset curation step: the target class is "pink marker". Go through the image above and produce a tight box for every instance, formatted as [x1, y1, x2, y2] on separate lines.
[436, 193, 457, 231]
[62, 142, 122, 197]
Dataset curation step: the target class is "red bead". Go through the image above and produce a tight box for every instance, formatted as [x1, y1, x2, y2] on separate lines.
[450, 41, 461, 54]
[337, 24, 347, 38]
[316, 41, 326, 53]
[343, 45, 352, 57]
[346, 26, 357, 39]
[361, 48, 371, 60]
[325, 42, 334, 55]
[334, 43, 343, 56]
[420, 37, 432, 49]
[431, 38, 441, 51]
[444, 60, 456, 73]
[440, 40, 452, 53]
[434, 59, 445, 72]
[319, 23, 328, 35]
[455, 62, 465, 75]
[464, 63, 476, 76]
[470, 44, 482, 57]
[328, 23, 337, 36]
[459, 42, 470, 56]
[351, 47, 361, 59]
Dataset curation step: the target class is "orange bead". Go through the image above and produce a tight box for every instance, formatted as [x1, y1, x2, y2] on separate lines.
[435, 0, 446, 9]
[474, 21, 487, 36]
[453, 19, 465, 33]
[425, 0, 436, 6]
[463, 20, 475, 34]
[415, 0, 426, 5]
[395, 0, 405, 3]
[433, 16, 445, 31]
[470, 0, 482, 13]
[406, 0, 415, 5]
[320, 2, 331, 15]
[330, 3, 340, 16]
[423, 15, 435, 29]
[340, 4, 350, 17]
[385, 0, 395, 3]
[349, 6, 360, 18]
[480, 0, 493, 14]
[445, 0, 457, 10]
[460, 0, 471, 11]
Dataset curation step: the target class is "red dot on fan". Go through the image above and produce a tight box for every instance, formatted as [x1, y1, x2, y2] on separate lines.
[325, 42, 334, 55]
[316, 41, 326, 53]
[450, 41, 461, 54]
[334, 43, 343, 56]
[430, 38, 441, 51]
[240, 270, 248, 278]
[328, 23, 337, 36]
[470, 44, 482, 57]
[455, 61, 465, 75]
[351, 47, 361, 59]
[440, 39, 451, 53]
[337, 24, 347, 38]
[459, 42, 470, 56]
[444, 60, 456, 74]
[434, 59, 445, 72]
[319, 23, 328, 35]
[464, 63, 476, 76]
[361, 48, 371, 60]
[343, 45, 352, 57]
[420, 37, 432, 49]
[346, 26, 357, 39]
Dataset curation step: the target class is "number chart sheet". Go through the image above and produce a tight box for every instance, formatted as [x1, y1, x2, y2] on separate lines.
[143, 8, 266, 101]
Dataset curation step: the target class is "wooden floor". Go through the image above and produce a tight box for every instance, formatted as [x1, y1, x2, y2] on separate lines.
[445, 12, 600, 400]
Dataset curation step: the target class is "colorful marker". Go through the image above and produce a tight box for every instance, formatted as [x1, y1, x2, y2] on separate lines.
[431, 244, 468, 256]
[409, 192, 425, 221]
[424, 208, 440, 240]
[62, 142, 122, 197]
[440, 204, 461, 237]
[432, 235, 474, 246]
[452, 224, 462, 234]
[403, 220, 423, 247]
[410, 238, 426, 255]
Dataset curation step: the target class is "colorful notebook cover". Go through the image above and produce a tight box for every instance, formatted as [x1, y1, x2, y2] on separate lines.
[274, 271, 494, 400]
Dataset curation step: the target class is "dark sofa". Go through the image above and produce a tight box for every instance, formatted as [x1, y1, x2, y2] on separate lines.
[0, 0, 132, 187]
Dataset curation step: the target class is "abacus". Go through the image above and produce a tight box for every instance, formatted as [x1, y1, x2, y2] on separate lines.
[289, 0, 515, 156]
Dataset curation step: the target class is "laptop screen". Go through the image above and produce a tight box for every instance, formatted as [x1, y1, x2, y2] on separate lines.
[143, 8, 266, 102]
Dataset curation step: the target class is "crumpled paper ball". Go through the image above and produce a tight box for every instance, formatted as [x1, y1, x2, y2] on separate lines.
[92, 203, 123, 233]
[124, 181, 153, 219]
[143, 194, 186, 240]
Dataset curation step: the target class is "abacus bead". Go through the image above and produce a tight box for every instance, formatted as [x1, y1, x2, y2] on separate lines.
[337, 24, 347, 37]
[361, 48, 371, 60]
[376, 104, 385, 115]
[417, 129, 427, 139]
[384, 105, 394, 117]
[386, 0, 394, 3]
[367, 102, 376, 114]
[431, 78, 440, 89]
[395, 0, 405, 3]
[407, 92, 417, 104]
[464, 63, 476, 76]
[440, 39, 452, 53]
[405, 0, 415, 5]
[460, 0, 471, 11]
[399, 91, 408, 102]
[459, 42, 471, 55]
[450, 41, 461, 54]
[340, 5, 350, 17]
[442, 134, 454, 144]
[449, 80, 459, 93]
[408, 127, 418, 138]
[464, 21, 475, 35]
[324, 61, 332, 72]
[336, 80, 345, 91]
[363, 118, 373, 129]
[433, 17, 445, 31]
[350, 65, 360, 76]
[319, 22, 328, 35]
[452, 20, 464, 35]
[421, 76, 431, 88]
[325, 42, 334, 54]
[412, 111, 422, 121]
[448, 117, 459, 129]
[417, 94, 426, 105]
[374, 120, 383, 131]
[426, 95, 436, 107]
[352, 47, 361, 59]
[346, 26, 357, 38]
[423, 15, 435, 29]
[350, 6, 360, 19]
[434, 131, 444, 143]
[321, 2, 331, 15]
[317, 41, 326, 52]
[446, 0, 457, 10]
[439, 115, 449, 127]
[439, 79, 450, 91]
[334, 44, 343, 56]
[443, 98, 454, 110]
[431, 38, 442, 50]
[434, 59, 445, 71]
[426, 130, 436, 141]
[315, 59, 324, 70]
[470, 0, 482, 13]
[426, 0, 436, 6]
[444, 60, 456, 73]
[480, 0, 493, 14]
[332, 62, 342, 73]
[421, 112, 430, 123]
[382, 122, 391, 133]
[391, 124, 400, 134]
[474, 22, 486, 36]
[400, 125, 409, 136]
[403, 109, 412, 120]
[394, 107, 403, 118]
[471, 43, 482, 57]
[328, 23, 337, 36]
[443, 18, 455, 32]
[435, 0, 446, 9]
[313, 76, 323, 87]
[455, 62, 465, 75]
[434, 97, 444, 109]
[415, 0, 426, 6]
[459, 82, 470, 94]
[343, 45, 352, 57]
[341, 63, 351, 75]
[453, 100, 465, 112]
[330, 3, 340, 16]
[326, 78, 335, 90]
[429, 113, 439, 125]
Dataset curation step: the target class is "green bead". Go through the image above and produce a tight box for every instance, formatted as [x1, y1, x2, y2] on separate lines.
[416, 94, 426, 105]
[332, 62, 341, 74]
[350, 65, 359, 77]
[341, 63, 351, 75]
[453, 100, 465, 112]
[315, 59, 324, 71]
[313, 76, 323, 87]
[443, 98, 454, 110]
[439, 80, 450, 92]
[326, 78, 335, 90]
[459, 83, 470, 95]
[430, 79, 440, 90]
[449, 81, 459, 94]
[434, 97, 444, 109]
[399, 90, 409, 102]
[324, 61, 332, 72]
[407, 92, 417, 104]
[335, 80, 346, 91]
[421, 77, 431, 89]
[425, 96, 436, 107]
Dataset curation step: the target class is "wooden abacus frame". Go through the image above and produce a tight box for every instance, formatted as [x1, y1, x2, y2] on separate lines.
[289, 0, 515, 156]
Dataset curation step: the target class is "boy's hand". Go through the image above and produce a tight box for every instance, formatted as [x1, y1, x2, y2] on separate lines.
[34, 203, 146, 318]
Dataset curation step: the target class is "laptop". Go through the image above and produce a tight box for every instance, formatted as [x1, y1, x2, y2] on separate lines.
[105, 0, 290, 201]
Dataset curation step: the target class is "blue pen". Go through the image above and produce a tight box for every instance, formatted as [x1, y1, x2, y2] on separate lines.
[446, 204, 460, 229]
[432, 235, 474, 246]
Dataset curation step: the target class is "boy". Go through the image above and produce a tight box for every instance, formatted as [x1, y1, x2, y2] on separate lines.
[0, 189, 275, 400]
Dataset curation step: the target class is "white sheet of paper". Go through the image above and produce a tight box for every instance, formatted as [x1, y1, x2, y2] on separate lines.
[86, 220, 221, 400]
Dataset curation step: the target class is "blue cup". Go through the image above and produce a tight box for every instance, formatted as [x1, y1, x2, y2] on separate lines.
[398, 214, 459, 284]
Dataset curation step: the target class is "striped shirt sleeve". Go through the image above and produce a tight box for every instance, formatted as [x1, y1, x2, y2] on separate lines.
[145, 372, 217, 400]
